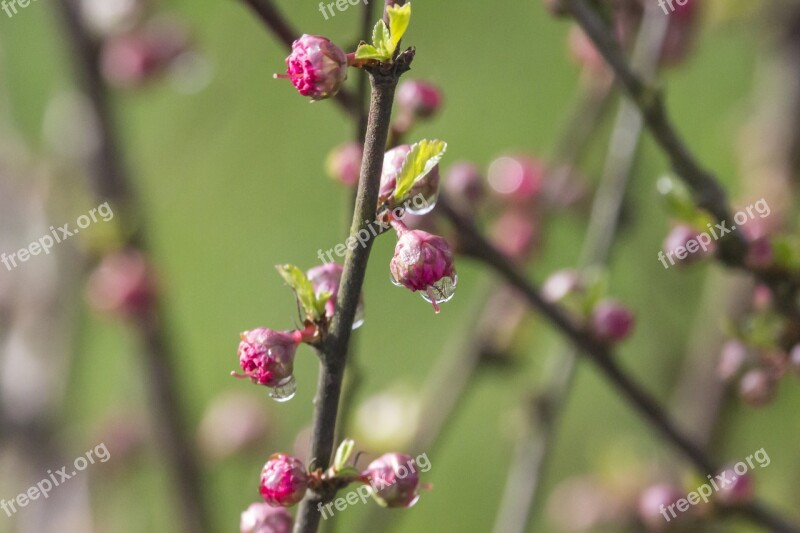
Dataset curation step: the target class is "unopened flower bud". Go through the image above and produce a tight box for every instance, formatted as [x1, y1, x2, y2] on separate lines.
[306, 263, 364, 328]
[325, 142, 362, 187]
[487, 155, 543, 203]
[715, 468, 753, 505]
[661, 1, 700, 67]
[240, 502, 293, 533]
[235, 328, 300, 401]
[590, 299, 635, 342]
[489, 209, 538, 261]
[198, 393, 270, 460]
[746, 236, 773, 269]
[395, 80, 443, 119]
[259, 454, 308, 507]
[542, 269, 584, 303]
[86, 249, 156, 318]
[638, 483, 683, 531]
[738, 368, 775, 407]
[379, 145, 440, 213]
[280, 35, 347, 100]
[717, 340, 750, 383]
[389, 227, 457, 313]
[663, 224, 714, 265]
[444, 162, 484, 211]
[363, 453, 421, 508]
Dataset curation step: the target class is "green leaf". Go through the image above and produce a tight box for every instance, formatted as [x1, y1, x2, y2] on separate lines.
[393, 139, 448, 202]
[373, 20, 392, 57]
[333, 439, 356, 472]
[656, 175, 713, 229]
[355, 43, 384, 61]
[387, 2, 412, 53]
[276, 264, 320, 320]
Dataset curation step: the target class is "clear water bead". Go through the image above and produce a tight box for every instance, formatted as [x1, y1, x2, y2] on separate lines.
[268, 375, 297, 403]
[420, 274, 458, 305]
[352, 301, 365, 329]
[405, 191, 438, 215]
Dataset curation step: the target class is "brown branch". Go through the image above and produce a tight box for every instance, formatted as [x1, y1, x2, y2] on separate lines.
[54, 1, 210, 532]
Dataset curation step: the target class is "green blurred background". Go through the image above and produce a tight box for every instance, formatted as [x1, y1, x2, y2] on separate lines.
[1, 0, 798, 531]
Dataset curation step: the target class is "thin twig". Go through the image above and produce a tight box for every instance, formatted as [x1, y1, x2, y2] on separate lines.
[293, 56, 411, 533]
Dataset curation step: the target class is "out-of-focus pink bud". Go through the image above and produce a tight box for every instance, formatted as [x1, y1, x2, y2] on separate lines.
[395, 80, 443, 120]
[443, 162, 484, 211]
[638, 483, 683, 531]
[661, 1, 701, 67]
[663, 224, 715, 265]
[80, 0, 146, 36]
[568, 25, 609, 79]
[487, 155, 543, 203]
[590, 299, 636, 342]
[542, 269, 584, 303]
[240, 502, 293, 533]
[197, 393, 271, 460]
[746, 236, 773, 269]
[86, 249, 156, 318]
[362, 453, 421, 508]
[715, 467, 754, 506]
[789, 345, 800, 377]
[717, 340, 750, 383]
[489, 209, 538, 261]
[738, 368, 776, 407]
[325, 142, 362, 187]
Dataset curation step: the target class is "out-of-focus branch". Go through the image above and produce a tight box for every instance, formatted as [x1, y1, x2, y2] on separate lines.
[53, 1, 210, 532]
[564, 0, 800, 323]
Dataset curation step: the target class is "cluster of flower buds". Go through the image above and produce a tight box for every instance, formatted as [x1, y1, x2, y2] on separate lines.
[80, 0, 200, 89]
[86, 248, 156, 318]
[233, 263, 363, 402]
[255, 441, 426, 511]
[716, 336, 797, 407]
[542, 269, 636, 343]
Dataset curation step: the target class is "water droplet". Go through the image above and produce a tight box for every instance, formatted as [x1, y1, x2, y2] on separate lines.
[352, 301, 365, 330]
[268, 375, 296, 403]
[420, 274, 458, 306]
[405, 191, 438, 215]
[390, 272, 404, 287]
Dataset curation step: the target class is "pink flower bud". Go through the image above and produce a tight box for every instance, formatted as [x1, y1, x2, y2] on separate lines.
[542, 269, 584, 303]
[306, 263, 364, 328]
[379, 145, 440, 213]
[663, 224, 714, 265]
[198, 393, 270, 460]
[86, 249, 156, 318]
[395, 80, 443, 119]
[717, 340, 750, 383]
[746, 235, 773, 269]
[715, 467, 754, 505]
[259, 453, 308, 507]
[443, 162, 484, 210]
[489, 209, 538, 261]
[637, 483, 683, 530]
[100, 19, 190, 88]
[389, 228, 457, 313]
[568, 25, 609, 79]
[590, 299, 635, 342]
[240, 502, 293, 533]
[487, 155, 543, 203]
[363, 453, 421, 508]
[661, 1, 700, 67]
[235, 329, 299, 400]
[281, 35, 347, 101]
[325, 142, 362, 187]
[738, 368, 775, 407]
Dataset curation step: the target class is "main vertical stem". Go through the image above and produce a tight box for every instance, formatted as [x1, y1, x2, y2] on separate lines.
[293, 72, 399, 533]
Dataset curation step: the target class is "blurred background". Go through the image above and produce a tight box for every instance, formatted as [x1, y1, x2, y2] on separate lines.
[1, 0, 799, 531]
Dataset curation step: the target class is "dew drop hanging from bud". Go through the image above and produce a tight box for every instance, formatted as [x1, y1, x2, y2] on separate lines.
[268, 375, 297, 403]
[420, 274, 458, 313]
